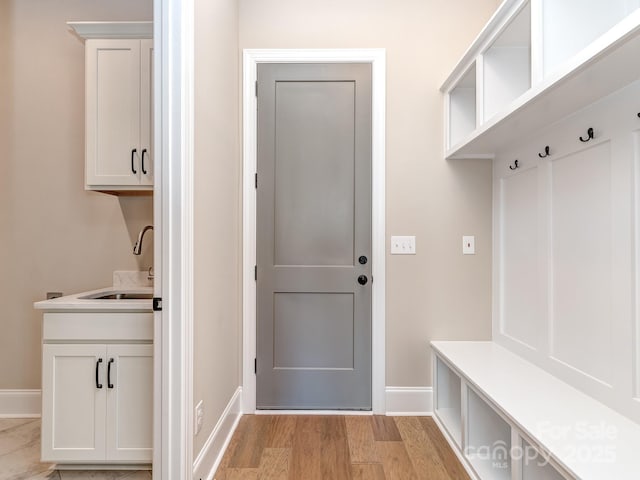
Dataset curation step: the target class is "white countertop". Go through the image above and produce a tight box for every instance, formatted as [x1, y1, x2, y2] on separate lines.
[34, 286, 153, 312]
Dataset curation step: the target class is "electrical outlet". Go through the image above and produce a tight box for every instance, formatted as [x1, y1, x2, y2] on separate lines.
[390, 235, 416, 255]
[463, 235, 475, 255]
[195, 400, 204, 435]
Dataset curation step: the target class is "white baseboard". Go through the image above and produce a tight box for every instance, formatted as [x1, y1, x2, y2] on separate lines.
[0, 390, 41, 418]
[193, 387, 242, 480]
[385, 386, 433, 416]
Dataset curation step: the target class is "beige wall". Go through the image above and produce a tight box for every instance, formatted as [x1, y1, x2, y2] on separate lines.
[193, 0, 241, 456]
[0, 0, 153, 389]
[239, 0, 497, 387]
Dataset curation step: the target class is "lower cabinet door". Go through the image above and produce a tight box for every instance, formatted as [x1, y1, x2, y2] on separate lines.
[105, 344, 153, 462]
[41, 344, 107, 462]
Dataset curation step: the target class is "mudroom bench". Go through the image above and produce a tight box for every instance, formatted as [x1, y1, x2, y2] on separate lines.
[431, 341, 640, 480]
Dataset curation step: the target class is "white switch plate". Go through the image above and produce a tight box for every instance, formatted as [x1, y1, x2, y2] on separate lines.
[463, 235, 475, 255]
[391, 235, 416, 255]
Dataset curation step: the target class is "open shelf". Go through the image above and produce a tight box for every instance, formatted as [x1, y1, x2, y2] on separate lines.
[542, 0, 640, 76]
[466, 388, 512, 480]
[441, 0, 640, 159]
[435, 357, 462, 447]
[521, 440, 566, 480]
[448, 63, 476, 149]
[483, 2, 530, 121]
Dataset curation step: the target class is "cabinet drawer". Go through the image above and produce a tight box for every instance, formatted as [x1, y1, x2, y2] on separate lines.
[43, 312, 153, 342]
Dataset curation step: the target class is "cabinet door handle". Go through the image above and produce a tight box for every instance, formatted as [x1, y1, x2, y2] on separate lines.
[96, 358, 103, 389]
[141, 149, 148, 175]
[131, 148, 138, 174]
[107, 358, 115, 389]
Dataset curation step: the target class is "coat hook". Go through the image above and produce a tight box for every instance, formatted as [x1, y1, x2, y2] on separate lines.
[637, 112, 640, 118]
[509, 160, 519, 170]
[538, 146, 550, 158]
[580, 127, 594, 142]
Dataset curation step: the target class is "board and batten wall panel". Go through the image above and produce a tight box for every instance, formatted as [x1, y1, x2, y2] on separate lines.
[494, 80, 640, 423]
[550, 142, 613, 386]
[498, 166, 539, 351]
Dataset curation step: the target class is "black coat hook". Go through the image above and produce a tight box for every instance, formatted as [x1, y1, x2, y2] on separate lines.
[538, 146, 550, 158]
[580, 127, 594, 142]
[509, 160, 519, 170]
[637, 112, 640, 118]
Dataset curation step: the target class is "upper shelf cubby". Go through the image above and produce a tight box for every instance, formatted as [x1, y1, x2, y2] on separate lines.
[441, 0, 640, 159]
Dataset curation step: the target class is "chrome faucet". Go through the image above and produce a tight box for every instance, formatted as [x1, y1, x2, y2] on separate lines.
[133, 225, 154, 255]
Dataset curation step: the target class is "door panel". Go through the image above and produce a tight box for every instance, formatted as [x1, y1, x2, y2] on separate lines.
[85, 39, 141, 186]
[274, 81, 355, 266]
[274, 293, 355, 369]
[41, 344, 106, 462]
[106, 344, 153, 462]
[257, 63, 372, 410]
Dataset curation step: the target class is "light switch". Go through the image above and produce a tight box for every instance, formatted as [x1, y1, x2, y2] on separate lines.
[391, 236, 416, 255]
[463, 235, 475, 255]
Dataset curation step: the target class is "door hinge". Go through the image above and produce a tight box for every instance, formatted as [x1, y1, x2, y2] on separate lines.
[152, 297, 163, 311]
[255, 80, 258, 97]
[255, 173, 258, 189]
[254, 265, 257, 281]
[254, 358, 257, 374]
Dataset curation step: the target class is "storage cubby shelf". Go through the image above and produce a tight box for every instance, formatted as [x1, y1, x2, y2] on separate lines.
[441, 2, 640, 159]
[432, 341, 640, 479]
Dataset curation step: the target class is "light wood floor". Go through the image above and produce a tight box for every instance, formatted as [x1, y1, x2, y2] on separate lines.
[214, 415, 470, 480]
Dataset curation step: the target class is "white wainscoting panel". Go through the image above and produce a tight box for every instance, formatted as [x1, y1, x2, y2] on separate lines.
[500, 166, 540, 350]
[493, 80, 640, 423]
[192, 387, 242, 480]
[550, 141, 613, 386]
[0, 390, 41, 418]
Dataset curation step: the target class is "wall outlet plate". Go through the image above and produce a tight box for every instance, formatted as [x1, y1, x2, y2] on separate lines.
[463, 235, 475, 255]
[391, 235, 416, 255]
[195, 400, 204, 435]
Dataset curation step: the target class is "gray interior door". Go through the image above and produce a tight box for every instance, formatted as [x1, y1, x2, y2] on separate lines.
[256, 63, 372, 410]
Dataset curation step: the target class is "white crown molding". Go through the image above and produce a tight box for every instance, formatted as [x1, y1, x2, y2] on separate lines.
[68, 21, 153, 40]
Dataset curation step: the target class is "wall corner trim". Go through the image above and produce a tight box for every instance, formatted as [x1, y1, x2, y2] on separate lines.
[0, 390, 41, 418]
[385, 386, 433, 416]
[192, 387, 243, 480]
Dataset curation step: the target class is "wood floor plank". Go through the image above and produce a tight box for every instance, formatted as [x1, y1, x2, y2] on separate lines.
[265, 416, 297, 448]
[257, 448, 290, 480]
[290, 416, 353, 480]
[219, 468, 258, 480]
[371, 415, 402, 441]
[289, 416, 323, 480]
[419, 417, 470, 480]
[320, 416, 352, 480]
[228, 415, 272, 468]
[376, 441, 419, 480]
[351, 463, 387, 480]
[395, 416, 449, 480]
[345, 416, 379, 464]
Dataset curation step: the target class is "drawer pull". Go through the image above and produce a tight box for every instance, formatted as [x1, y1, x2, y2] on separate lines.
[96, 358, 103, 389]
[107, 358, 115, 389]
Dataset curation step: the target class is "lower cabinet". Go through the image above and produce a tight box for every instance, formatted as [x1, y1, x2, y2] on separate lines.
[41, 343, 153, 464]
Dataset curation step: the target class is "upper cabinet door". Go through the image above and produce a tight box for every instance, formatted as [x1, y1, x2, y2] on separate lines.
[85, 39, 142, 188]
[139, 39, 154, 186]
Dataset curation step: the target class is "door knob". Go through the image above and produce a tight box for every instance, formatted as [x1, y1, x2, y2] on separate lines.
[357, 275, 368, 286]
[358, 255, 368, 265]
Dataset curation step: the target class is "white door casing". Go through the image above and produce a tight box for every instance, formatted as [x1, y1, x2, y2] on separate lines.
[242, 49, 386, 414]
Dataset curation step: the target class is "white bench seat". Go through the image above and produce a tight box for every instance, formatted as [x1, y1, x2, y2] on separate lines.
[431, 341, 640, 480]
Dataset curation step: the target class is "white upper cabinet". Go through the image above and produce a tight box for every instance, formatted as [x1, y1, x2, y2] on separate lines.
[70, 22, 153, 192]
[441, 0, 640, 159]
